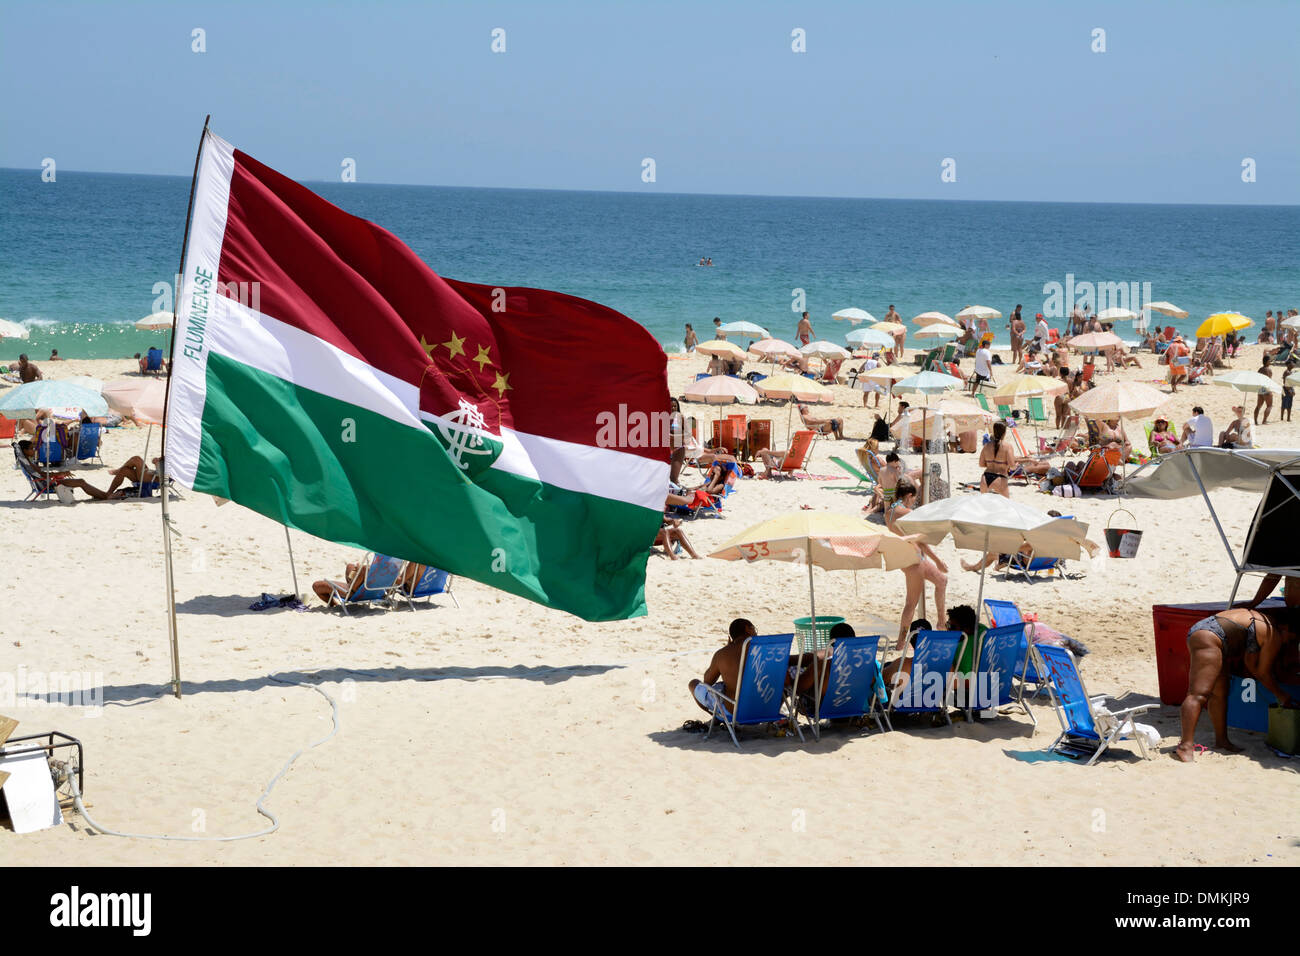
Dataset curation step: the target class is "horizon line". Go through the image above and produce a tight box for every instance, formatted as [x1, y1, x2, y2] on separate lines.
[3, 165, 1298, 210]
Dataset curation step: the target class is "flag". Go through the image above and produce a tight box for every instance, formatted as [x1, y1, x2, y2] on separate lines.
[166, 131, 670, 621]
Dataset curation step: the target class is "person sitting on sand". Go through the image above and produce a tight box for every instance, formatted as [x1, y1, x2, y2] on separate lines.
[16, 440, 114, 500]
[979, 421, 1015, 496]
[1218, 405, 1253, 449]
[1176, 576, 1299, 762]
[16, 354, 42, 383]
[887, 478, 948, 649]
[654, 517, 700, 560]
[798, 404, 845, 440]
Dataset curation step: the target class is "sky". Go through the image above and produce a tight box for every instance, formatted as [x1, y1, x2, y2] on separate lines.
[2, 0, 1297, 204]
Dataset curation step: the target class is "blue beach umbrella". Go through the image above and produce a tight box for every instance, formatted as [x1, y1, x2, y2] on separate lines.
[0, 380, 109, 420]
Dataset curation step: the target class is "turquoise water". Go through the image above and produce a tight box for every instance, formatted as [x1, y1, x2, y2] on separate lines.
[1, 167, 1297, 360]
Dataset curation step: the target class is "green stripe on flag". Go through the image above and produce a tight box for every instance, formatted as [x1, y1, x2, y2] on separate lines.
[193, 352, 657, 620]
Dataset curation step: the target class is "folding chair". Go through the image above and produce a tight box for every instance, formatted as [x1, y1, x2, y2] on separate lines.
[395, 565, 460, 609]
[324, 553, 405, 615]
[983, 599, 1049, 700]
[888, 630, 965, 727]
[965, 623, 1037, 727]
[1033, 644, 1156, 765]
[813, 635, 891, 733]
[703, 633, 802, 748]
[75, 423, 104, 465]
[770, 429, 816, 478]
[829, 455, 874, 490]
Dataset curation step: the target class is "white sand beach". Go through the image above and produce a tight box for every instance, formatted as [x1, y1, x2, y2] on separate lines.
[2, 345, 1298, 865]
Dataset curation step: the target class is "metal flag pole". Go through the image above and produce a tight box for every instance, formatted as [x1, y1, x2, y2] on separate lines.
[158, 115, 211, 700]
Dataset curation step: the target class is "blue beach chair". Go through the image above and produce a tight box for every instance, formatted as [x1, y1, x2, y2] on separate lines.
[143, 347, 165, 375]
[966, 623, 1036, 727]
[14, 443, 55, 501]
[36, 428, 64, 466]
[75, 423, 104, 465]
[396, 565, 459, 609]
[324, 553, 405, 615]
[1033, 644, 1156, 765]
[888, 630, 964, 726]
[983, 599, 1048, 698]
[816, 635, 891, 733]
[704, 633, 802, 747]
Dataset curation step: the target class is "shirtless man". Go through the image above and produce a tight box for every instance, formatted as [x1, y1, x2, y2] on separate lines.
[883, 305, 904, 358]
[689, 618, 758, 716]
[713, 317, 725, 340]
[796, 311, 814, 346]
[683, 324, 698, 352]
[16, 354, 42, 383]
[978, 421, 1015, 496]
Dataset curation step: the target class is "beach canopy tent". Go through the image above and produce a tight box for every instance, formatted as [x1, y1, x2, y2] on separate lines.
[1125, 448, 1300, 599]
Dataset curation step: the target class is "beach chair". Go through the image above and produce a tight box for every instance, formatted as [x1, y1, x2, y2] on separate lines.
[919, 347, 942, 372]
[143, 347, 165, 375]
[941, 344, 959, 365]
[815, 635, 891, 733]
[1033, 644, 1156, 765]
[995, 401, 1013, 420]
[1075, 449, 1111, 491]
[1079, 363, 1096, 385]
[771, 429, 815, 477]
[395, 565, 459, 609]
[974, 392, 991, 413]
[829, 455, 875, 490]
[35, 426, 64, 466]
[704, 633, 802, 748]
[983, 599, 1049, 698]
[74, 423, 104, 465]
[1026, 396, 1049, 427]
[888, 629, 965, 726]
[324, 553, 405, 615]
[13, 443, 55, 501]
[0, 415, 15, 441]
[964, 623, 1037, 727]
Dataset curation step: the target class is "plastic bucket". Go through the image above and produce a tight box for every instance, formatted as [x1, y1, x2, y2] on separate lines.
[1104, 509, 1142, 558]
[794, 615, 846, 651]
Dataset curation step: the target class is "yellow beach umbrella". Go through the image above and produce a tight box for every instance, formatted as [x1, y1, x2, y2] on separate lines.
[1197, 312, 1253, 338]
[992, 375, 1067, 403]
[696, 339, 747, 359]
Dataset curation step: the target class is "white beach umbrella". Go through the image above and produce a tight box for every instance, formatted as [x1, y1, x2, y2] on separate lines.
[1280, 316, 1300, 331]
[799, 340, 851, 361]
[695, 339, 747, 360]
[1214, 370, 1282, 395]
[0, 318, 30, 340]
[718, 320, 770, 341]
[682, 375, 758, 405]
[914, 324, 962, 341]
[1096, 307, 1138, 323]
[1145, 302, 1188, 319]
[1287, 370, 1300, 387]
[1068, 331, 1124, 353]
[135, 311, 175, 331]
[956, 306, 1001, 322]
[912, 311, 955, 327]
[748, 337, 802, 362]
[832, 307, 877, 325]
[845, 327, 896, 349]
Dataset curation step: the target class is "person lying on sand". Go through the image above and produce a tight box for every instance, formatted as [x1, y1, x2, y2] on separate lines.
[1176, 576, 1299, 762]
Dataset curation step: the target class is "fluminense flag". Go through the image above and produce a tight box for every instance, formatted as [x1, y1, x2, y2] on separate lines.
[166, 131, 669, 621]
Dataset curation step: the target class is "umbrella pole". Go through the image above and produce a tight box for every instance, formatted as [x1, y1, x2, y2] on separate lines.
[969, 527, 990, 721]
[808, 555, 821, 738]
[159, 451, 182, 699]
[139, 424, 152, 498]
[920, 408, 929, 505]
[285, 525, 301, 599]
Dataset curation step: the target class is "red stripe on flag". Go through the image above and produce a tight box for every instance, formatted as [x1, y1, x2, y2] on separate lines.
[215, 147, 669, 461]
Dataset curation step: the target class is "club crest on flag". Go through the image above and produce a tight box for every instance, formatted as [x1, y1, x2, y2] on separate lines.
[428, 398, 503, 475]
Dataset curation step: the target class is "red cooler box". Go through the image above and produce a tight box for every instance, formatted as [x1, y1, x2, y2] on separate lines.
[1151, 599, 1286, 705]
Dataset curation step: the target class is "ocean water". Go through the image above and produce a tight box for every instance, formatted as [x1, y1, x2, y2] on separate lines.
[1, 167, 1297, 360]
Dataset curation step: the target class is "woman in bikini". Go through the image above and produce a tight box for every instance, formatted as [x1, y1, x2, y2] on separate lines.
[978, 421, 1015, 497]
[886, 478, 948, 650]
[1176, 576, 1299, 762]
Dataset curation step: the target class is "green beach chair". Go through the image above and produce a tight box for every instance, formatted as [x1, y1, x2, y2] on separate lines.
[829, 456, 875, 490]
[1027, 396, 1049, 425]
[975, 392, 991, 412]
[996, 402, 1013, 420]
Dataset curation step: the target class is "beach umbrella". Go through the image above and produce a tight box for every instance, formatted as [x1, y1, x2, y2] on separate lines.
[845, 327, 895, 349]
[991, 374, 1067, 404]
[1068, 381, 1167, 420]
[799, 340, 851, 361]
[748, 338, 802, 371]
[892, 371, 963, 503]
[755, 374, 833, 403]
[1096, 307, 1137, 323]
[860, 365, 911, 416]
[912, 311, 955, 327]
[897, 494, 1096, 711]
[683, 375, 759, 445]
[63, 375, 105, 393]
[135, 311, 175, 331]
[871, 321, 907, 335]
[718, 320, 770, 342]
[956, 306, 1001, 322]
[832, 307, 876, 325]
[914, 324, 961, 341]
[1214, 370, 1282, 395]
[695, 339, 747, 360]
[1280, 316, 1300, 331]
[0, 318, 29, 340]
[0, 380, 108, 420]
[1197, 312, 1253, 338]
[710, 512, 920, 732]
[1068, 331, 1124, 354]
[1145, 302, 1188, 318]
[102, 377, 167, 425]
[1286, 370, 1300, 387]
